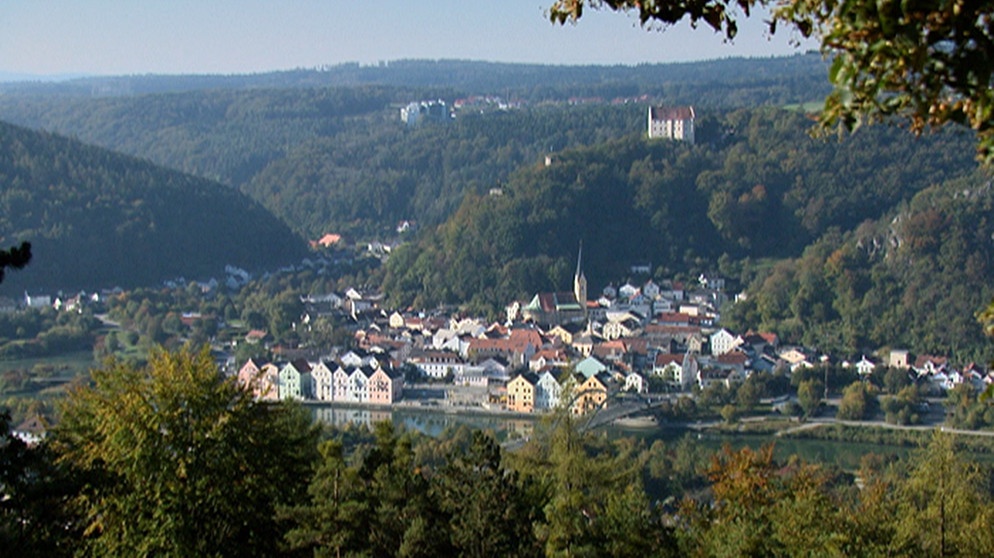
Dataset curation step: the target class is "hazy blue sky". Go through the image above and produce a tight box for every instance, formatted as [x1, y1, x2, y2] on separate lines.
[0, 0, 815, 77]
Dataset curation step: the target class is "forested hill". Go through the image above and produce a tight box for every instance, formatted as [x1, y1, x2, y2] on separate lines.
[382, 107, 988, 359]
[0, 120, 308, 295]
[0, 55, 829, 101]
[0, 55, 830, 239]
[721, 170, 994, 363]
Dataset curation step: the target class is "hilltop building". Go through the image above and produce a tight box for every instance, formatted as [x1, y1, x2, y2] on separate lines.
[647, 105, 695, 143]
[401, 100, 450, 126]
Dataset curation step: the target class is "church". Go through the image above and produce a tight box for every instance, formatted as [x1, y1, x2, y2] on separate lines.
[520, 246, 588, 327]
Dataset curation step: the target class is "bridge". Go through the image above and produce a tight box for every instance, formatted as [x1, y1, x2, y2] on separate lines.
[502, 392, 672, 450]
[579, 393, 670, 430]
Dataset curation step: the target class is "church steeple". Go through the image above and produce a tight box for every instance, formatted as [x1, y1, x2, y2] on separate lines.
[573, 241, 587, 315]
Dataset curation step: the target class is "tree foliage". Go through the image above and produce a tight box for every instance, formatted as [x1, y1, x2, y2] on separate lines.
[384, 108, 976, 320]
[53, 346, 318, 557]
[0, 411, 80, 557]
[837, 380, 875, 421]
[550, 0, 994, 163]
[0, 242, 30, 284]
[0, 121, 306, 294]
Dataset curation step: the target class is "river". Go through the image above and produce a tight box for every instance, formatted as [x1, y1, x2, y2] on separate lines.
[309, 404, 921, 470]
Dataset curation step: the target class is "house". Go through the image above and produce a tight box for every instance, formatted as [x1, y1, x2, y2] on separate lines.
[698, 368, 742, 390]
[409, 350, 466, 380]
[625, 371, 648, 394]
[602, 314, 643, 340]
[311, 233, 342, 248]
[507, 372, 539, 413]
[571, 332, 596, 357]
[914, 355, 948, 377]
[709, 328, 740, 356]
[279, 359, 313, 400]
[467, 328, 541, 367]
[311, 361, 336, 402]
[652, 353, 683, 379]
[779, 347, 814, 369]
[401, 100, 449, 126]
[340, 349, 378, 369]
[529, 348, 570, 372]
[475, 356, 511, 382]
[333, 366, 351, 401]
[237, 359, 279, 401]
[592, 339, 628, 363]
[714, 351, 749, 377]
[572, 372, 611, 415]
[342, 366, 373, 403]
[454, 367, 490, 388]
[244, 329, 269, 344]
[388, 311, 406, 329]
[925, 369, 951, 394]
[302, 291, 344, 311]
[854, 355, 877, 377]
[13, 415, 46, 445]
[536, 370, 566, 411]
[642, 280, 661, 299]
[545, 322, 586, 346]
[889, 349, 911, 369]
[653, 352, 699, 391]
[575, 356, 608, 379]
[617, 283, 639, 301]
[738, 331, 776, 355]
[647, 105, 696, 143]
[750, 353, 781, 375]
[24, 292, 52, 308]
[368, 366, 404, 404]
[431, 328, 465, 353]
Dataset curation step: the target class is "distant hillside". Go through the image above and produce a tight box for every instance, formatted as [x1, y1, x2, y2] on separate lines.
[722, 170, 994, 363]
[0, 55, 830, 102]
[382, 108, 981, 333]
[0, 55, 831, 239]
[0, 121, 308, 295]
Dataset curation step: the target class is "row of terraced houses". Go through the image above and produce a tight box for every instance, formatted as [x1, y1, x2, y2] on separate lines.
[236, 352, 404, 404]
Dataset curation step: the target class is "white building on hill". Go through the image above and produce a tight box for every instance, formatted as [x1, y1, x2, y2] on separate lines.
[648, 105, 695, 143]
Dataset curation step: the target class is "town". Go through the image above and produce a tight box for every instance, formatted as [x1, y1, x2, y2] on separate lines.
[224, 249, 985, 426]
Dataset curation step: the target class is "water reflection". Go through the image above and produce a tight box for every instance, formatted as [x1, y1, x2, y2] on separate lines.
[311, 404, 537, 441]
[310, 405, 917, 469]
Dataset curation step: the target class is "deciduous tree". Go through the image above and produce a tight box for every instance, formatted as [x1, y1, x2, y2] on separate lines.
[550, 0, 994, 163]
[54, 346, 318, 557]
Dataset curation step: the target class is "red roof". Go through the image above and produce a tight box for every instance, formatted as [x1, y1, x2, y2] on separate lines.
[914, 354, 948, 368]
[654, 353, 683, 367]
[649, 105, 695, 121]
[717, 352, 749, 365]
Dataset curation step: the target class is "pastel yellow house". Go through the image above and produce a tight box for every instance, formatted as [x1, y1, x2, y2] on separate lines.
[507, 372, 539, 413]
[572, 372, 610, 415]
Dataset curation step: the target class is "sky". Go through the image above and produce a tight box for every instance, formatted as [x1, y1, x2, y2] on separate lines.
[0, 0, 816, 78]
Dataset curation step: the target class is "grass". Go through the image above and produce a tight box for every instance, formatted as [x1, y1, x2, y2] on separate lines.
[0, 351, 96, 376]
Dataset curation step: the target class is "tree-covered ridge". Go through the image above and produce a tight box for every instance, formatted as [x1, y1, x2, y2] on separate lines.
[0, 88, 646, 238]
[724, 169, 994, 363]
[0, 55, 830, 102]
[0, 56, 831, 239]
[383, 108, 978, 318]
[0, 120, 308, 294]
[244, 105, 644, 237]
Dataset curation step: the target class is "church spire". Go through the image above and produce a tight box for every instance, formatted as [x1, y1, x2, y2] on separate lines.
[573, 241, 587, 315]
[575, 240, 583, 280]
